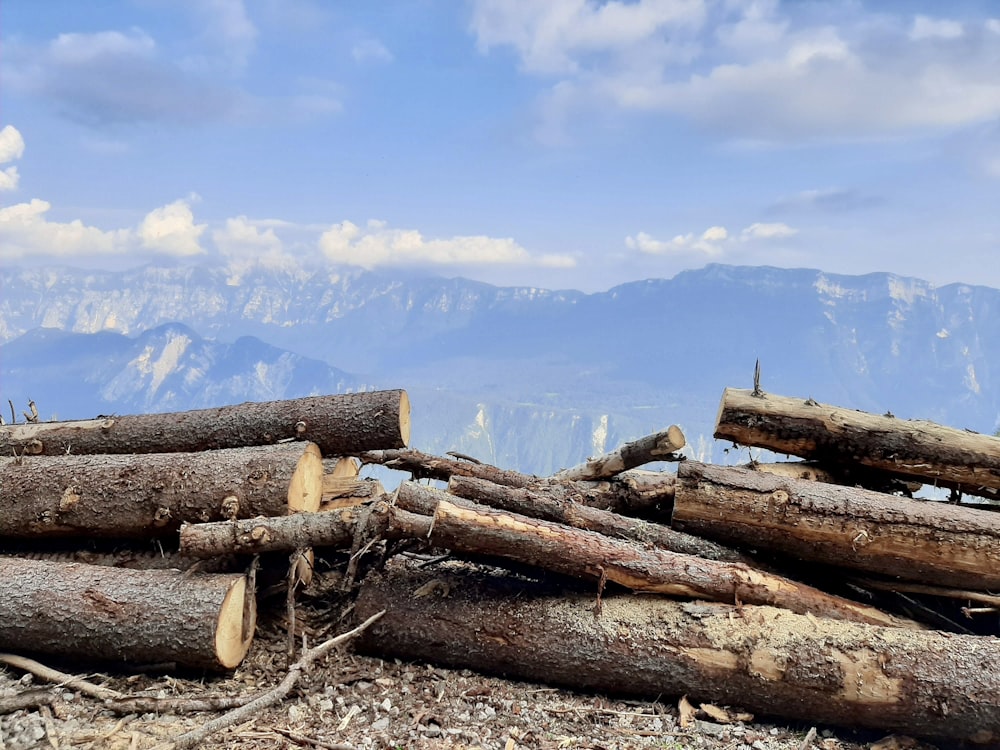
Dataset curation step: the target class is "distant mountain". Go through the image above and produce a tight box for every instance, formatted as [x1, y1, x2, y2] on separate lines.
[2, 262, 998, 474]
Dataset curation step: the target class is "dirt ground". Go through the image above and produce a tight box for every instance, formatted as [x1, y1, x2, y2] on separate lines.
[0, 559, 939, 750]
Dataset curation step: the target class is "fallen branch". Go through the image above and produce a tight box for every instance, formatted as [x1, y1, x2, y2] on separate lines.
[152, 610, 386, 750]
[553, 425, 685, 482]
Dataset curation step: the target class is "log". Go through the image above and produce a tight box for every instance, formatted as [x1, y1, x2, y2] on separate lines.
[445, 475, 752, 565]
[360, 448, 536, 487]
[0, 442, 324, 539]
[0, 390, 409, 457]
[355, 559, 1000, 744]
[0, 558, 254, 670]
[715, 387, 1000, 498]
[321, 477, 385, 510]
[672, 461, 1000, 590]
[553, 425, 685, 482]
[747, 461, 921, 495]
[379, 496, 912, 627]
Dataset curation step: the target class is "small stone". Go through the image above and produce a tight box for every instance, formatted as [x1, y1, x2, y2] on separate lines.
[288, 704, 305, 722]
[371, 717, 390, 732]
[318, 698, 334, 713]
[379, 698, 392, 712]
[752, 742, 767, 750]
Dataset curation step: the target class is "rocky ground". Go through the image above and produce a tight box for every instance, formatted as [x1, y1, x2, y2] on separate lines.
[0, 559, 939, 750]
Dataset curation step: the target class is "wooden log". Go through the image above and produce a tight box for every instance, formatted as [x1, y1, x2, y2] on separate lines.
[0, 442, 323, 539]
[672, 461, 1000, 590]
[381, 496, 912, 627]
[0, 558, 254, 670]
[360, 448, 536, 487]
[747, 461, 921, 495]
[553, 426, 685, 482]
[715, 387, 1000, 498]
[321, 477, 385, 510]
[0, 390, 409, 457]
[446, 475, 752, 565]
[355, 559, 1000, 744]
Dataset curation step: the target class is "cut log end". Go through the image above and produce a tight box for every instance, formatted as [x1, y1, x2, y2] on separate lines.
[215, 576, 255, 669]
[287, 442, 324, 513]
[665, 424, 685, 452]
[399, 390, 412, 447]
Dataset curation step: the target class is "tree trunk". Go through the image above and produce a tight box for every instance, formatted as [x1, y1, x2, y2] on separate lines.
[715, 387, 1000, 498]
[0, 557, 254, 670]
[388, 496, 911, 627]
[0, 390, 409, 458]
[321, 477, 385, 510]
[553, 425, 685, 481]
[354, 559, 1000, 744]
[446, 475, 753, 565]
[747, 461, 922, 495]
[672, 461, 1000, 590]
[360, 448, 537, 487]
[0, 443, 324, 539]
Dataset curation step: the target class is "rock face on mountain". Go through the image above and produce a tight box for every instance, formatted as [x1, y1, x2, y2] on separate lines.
[2, 262, 998, 474]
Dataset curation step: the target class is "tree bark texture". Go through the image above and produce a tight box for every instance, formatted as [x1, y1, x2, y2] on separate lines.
[715, 388, 1000, 498]
[0, 557, 254, 670]
[672, 461, 1000, 590]
[553, 425, 685, 482]
[355, 559, 1000, 744]
[402, 497, 910, 627]
[0, 390, 409, 458]
[321, 476, 385, 510]
[0, 442, 323, 539]
[446, 475, 752, 565]
[360, 448, 536, 488]
[747, 461, 921, 496]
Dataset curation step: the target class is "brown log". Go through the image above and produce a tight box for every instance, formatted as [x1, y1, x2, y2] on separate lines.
[321, 477, 385, 510]
[446, 475, 752, 565]
[381, 495, 912, 627]
[180, 507, 369, 557]
[0, 442, 323, 539]
[747, 461, 922, 495]
[0, 390, 409, 457]
[355, 559, 1000, 744]
[0, 557, 254, 670]
[360, 448, 536, 487]
[553, 425, 685, 482]
[672, 461, 1000, 590]
[715, 387, 1000, 498]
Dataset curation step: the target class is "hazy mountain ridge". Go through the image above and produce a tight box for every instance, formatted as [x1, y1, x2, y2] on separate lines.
[2, 262, 999, 474]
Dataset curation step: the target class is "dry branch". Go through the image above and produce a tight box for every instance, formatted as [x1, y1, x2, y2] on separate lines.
[0, 442, 323, 539]
[360, 448, 536, 487]
[715, 387, 1000, 498]
[0, 558, 255, 670]
[673, 461, 1000, 590]
[553, 425, 685, 481]
[0, 390, 409, 457]
[355, 559, 1000, 744]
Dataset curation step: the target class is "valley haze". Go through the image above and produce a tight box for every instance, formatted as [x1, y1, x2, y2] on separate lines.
[2, 262, 998, 477]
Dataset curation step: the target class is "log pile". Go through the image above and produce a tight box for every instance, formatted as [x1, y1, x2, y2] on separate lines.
[3, 385, 1000, 745]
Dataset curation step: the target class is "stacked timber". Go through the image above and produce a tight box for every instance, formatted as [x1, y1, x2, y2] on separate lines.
[0, 390, 410, 670]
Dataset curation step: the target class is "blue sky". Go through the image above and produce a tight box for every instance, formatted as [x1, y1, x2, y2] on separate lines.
[1, 0, 999, 291]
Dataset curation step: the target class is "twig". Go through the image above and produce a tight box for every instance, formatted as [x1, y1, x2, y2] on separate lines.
[151, 610, 386, 750]
[273, 726, 357, 749]
[797, 726, 817, 750]
[0, 688, 57, 715]
[0, 653, 123, 701]
[40, 704, 60, 750]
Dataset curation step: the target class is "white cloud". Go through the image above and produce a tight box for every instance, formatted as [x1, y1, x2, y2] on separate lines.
[627, 221, 797, 257]
[0, 125, 26, 163]
[471, 1, 1000, 142]
[0, 199, 131, 259]
[741, 222, 797, 240]
[625, 226, 728, 256]
[0, 167, 19, 192]
[910, 16, 963, 41]
[352, 39, 394, 64]
[138, 198, 206, 256]
[319, 219, 574, 269]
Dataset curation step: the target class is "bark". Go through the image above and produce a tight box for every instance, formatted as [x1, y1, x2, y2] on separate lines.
[180, 507, 370, 557]
[321, 477, 385, 510]
[672, 461, 1000, 590]
[0, 442, 324, 539]
[387, 495, 911, 627]
[0, 557, 254, 670]
[360, 448, 537, 487]
[715, 387, 1000, 498]
[553, 425, 685, 482]
[446, 475, 753, 565]
[355, 559, 1000, 744]
[0, 390, 409, 457]
[747, 461, 921, 495]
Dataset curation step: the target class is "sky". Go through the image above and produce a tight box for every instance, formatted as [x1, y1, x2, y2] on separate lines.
[1, 0, 999, 292]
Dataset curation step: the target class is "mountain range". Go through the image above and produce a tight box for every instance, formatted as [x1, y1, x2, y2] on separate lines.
[2, 262, 998, 475]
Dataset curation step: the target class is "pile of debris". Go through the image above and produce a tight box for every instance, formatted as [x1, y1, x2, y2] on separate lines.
[2, 385, 1000, 746]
